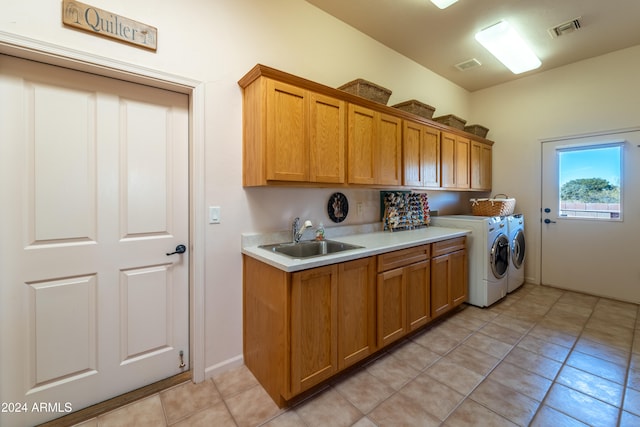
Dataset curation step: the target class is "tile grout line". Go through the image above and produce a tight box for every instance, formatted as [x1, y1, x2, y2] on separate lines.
[527, 292, 599, 426]
[361, 293, 532, 424]
[532, 295, 640, 426]
[247, 288, 640, 426]
[441, 289, 550, 425]
[358, 292, 541, 425]
[322, 310, 473, 424]
[449, 287, 626, 425]
[617, 303, 640, 426]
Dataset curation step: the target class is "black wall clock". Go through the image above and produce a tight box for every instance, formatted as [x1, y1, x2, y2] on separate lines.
[328, 192, 349, 223]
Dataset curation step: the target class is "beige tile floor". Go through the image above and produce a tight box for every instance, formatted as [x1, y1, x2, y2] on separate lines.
[76, 284, 640, 426]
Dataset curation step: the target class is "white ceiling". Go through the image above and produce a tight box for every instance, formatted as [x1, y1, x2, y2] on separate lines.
[306, 0, 640, 92]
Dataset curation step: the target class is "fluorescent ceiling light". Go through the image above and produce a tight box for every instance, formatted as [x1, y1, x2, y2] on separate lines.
[430, 0, 458, 9]
[475, 20, 541, 74]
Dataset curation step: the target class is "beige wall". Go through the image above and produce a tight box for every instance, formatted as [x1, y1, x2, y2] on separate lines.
[1, 0, 473, 377]
[469, 44, 640, 288]
[7, 0, 638, 378]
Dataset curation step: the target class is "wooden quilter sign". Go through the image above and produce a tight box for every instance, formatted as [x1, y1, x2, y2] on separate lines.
[62, 0, 157, 51]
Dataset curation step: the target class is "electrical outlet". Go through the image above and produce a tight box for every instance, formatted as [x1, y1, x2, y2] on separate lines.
[356, 202, 363, 217]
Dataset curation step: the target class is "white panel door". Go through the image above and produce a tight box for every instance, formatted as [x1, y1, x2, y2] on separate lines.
[540, 129, 640, 302]
[0, 54, 189, 426]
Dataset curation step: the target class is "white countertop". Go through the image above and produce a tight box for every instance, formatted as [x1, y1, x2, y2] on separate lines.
[241, 226, 470, 272]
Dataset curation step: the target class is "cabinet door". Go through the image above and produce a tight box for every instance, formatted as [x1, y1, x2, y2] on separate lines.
[422, 126, 441, 187]
[403, 121, 423, 187]
[290, 265, 338, 394]
[440, 132, 456, 188]
[403, 121, 440, 187]
[431, 254, 451, 318]
[471, 140, 492, 190]
[450, 249, 468, 307]
[348, 104, 376, 184]
[441, 132, 470, 189]
[455, 136, 471, 188]
[377, 268, 406, 347]
[406, 259, 431, 331]
[338, 258, 376, 369]
[377, 113, 402, 185]
[266, 80, 308, 181]
[309, 93, 346, 183]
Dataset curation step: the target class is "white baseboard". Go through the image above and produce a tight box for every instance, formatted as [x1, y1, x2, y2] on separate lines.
[203, 354, 245, 380]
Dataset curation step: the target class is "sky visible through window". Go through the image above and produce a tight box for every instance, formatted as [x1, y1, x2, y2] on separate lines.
[557, 143, 622, 219]
[558, 145, 621, 186]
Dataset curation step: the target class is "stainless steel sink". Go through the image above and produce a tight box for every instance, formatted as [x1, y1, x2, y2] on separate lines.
[259, 240, 363, 259]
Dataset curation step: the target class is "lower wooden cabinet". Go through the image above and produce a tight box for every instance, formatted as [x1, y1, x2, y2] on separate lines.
[377, 267, 406, 347]
[290, 265, 338, 395]
[338, 257, 377, 370]
[450, 249, 468, 306]
[376, 245, 430, 347]
[406, 259, 432, 331]
[243, 255, 376, 406]
[243, 237, 466, 407]
[431, 237, 468, 318]
[291, 259, 378, 394]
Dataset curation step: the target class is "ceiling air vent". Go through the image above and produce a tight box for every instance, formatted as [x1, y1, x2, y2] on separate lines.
[455, 58, 482, 71]
[548, 17, 582, 38]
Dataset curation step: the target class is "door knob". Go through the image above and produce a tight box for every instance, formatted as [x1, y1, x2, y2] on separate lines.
[544, 219, 556, 224]
[166, 244, 187, 256]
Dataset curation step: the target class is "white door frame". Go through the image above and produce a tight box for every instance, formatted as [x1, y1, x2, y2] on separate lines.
[0, 31, 206, 383]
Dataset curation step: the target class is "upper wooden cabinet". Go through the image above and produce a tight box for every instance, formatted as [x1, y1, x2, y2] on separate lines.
[309, 92, 346, 183]
[441, 132, 470, 189]
[265, 80, 307, 182]
[239, 64, 494, 190]
[242, 77, 345, 186]
[471, 140, 492, 191]
[347, 104, 402, 186]
[403, 120, 440, 188]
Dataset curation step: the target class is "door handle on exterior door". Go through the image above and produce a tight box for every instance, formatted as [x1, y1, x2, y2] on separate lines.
[166, 244, 187, 256]
[544, 219, 556, 224]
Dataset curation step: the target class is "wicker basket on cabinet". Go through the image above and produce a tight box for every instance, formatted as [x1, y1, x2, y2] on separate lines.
[470, 194, 515, 216]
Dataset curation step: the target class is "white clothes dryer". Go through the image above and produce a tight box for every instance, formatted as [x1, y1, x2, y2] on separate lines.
[430, 215, 509, 307]
[507, 214, 526, 292]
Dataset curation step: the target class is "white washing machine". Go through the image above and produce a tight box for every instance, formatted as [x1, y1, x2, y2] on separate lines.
[430, 215, 509, 307]
[507, 214, 526, 292]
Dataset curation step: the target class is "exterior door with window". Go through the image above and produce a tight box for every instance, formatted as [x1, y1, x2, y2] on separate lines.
[541, 129, 640, 302]
[0, 55, 189, 426]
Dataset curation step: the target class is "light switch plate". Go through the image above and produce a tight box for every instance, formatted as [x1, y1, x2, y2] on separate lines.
[209, 206, 221, 224]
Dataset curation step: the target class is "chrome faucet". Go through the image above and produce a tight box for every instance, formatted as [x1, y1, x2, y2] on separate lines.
[292, 217, 313, 243]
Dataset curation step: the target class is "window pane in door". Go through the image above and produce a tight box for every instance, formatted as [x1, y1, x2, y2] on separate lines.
[557, 144, 622, 220]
